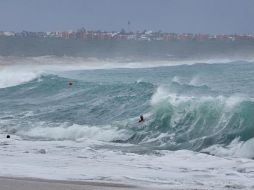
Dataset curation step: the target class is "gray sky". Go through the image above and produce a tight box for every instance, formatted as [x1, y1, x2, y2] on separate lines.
[0, 0, 253, 34]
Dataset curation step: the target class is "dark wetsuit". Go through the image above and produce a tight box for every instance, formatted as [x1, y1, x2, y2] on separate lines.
[139, 115, 144, 122]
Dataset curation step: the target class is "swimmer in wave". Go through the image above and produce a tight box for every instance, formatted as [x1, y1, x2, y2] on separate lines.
[138, 115, 144, 123]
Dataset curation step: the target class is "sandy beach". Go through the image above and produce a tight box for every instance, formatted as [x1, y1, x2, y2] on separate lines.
[0, 176, 213, 190]
[0, 177, 141, 190]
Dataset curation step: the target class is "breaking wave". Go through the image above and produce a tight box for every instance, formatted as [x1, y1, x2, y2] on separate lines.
[0, 66, 42, 88]
[1, 61, 254, 158]
[128, 87, 254, 152]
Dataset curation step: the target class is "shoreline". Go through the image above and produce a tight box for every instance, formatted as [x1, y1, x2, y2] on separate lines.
[0, 176, 212, 190]
[0, 176, 140, 190]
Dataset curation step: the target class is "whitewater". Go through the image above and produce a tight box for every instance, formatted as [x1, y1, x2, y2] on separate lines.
[1, 57, 254, 189]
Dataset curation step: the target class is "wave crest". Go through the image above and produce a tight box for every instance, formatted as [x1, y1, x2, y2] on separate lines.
[0, 66, 42, 88]
[125, 86, 254, 155]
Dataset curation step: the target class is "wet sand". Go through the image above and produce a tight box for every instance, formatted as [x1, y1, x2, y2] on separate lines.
[0, 177, 139, 190]
[0, 176, 208, 190]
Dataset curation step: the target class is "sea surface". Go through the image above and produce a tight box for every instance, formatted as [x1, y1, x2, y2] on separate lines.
[0, 57, 254, 189]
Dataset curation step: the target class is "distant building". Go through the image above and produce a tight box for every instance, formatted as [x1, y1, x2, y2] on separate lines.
[1, 29, 254, 42]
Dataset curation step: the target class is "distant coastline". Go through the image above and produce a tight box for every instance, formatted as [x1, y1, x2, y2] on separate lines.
[1, 29, 254, 42]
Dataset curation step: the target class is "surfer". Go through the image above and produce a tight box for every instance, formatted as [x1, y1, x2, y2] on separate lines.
[68, 81, 73, 86]
[139, 115, 144, 123]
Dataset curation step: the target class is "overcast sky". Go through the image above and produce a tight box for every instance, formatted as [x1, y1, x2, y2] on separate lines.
[0, 0, 253, 34]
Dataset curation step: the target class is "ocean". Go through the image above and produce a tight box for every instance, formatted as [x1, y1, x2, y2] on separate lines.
[0, 56, 254, 189]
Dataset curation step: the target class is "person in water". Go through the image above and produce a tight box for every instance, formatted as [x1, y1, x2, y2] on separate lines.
[139, 115, 144, 123]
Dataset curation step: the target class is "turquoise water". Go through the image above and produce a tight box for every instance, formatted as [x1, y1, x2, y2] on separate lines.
[1, 61, 254, 156]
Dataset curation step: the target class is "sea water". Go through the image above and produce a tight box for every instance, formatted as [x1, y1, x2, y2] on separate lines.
[0, 57, 254, 189]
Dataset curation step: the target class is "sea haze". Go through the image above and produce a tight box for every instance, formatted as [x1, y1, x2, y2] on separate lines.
[1, 36, 254, 61]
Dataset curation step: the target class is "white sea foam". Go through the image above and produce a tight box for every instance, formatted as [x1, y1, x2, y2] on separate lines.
[0, 66, 42, 88]
[16, 123, 129, 142]
[151, 86, 248, 108]
[0, 55, 253, 69]
[189, 75, 203, 86]
[136, 78, 143, 83]
[202, 137, 254, 158]
[150, 86, 172, 106]
[172, 76, 181, 83]
[0, 134, 254, 189]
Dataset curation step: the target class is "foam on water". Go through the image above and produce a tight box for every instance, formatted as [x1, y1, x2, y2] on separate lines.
[202, 137, 254, 158]
[0, 66, 42, 88]
[16, 123, 129, 142]
[1, 55, 253, 69]
[150, 86, 171, 106]
[0, 134, 254, 189]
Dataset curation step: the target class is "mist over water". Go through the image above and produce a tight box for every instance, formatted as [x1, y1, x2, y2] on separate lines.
[1, 37, 254, 60]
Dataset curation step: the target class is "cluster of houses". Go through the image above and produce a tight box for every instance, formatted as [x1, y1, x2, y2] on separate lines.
[1, 29, 254, 41]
